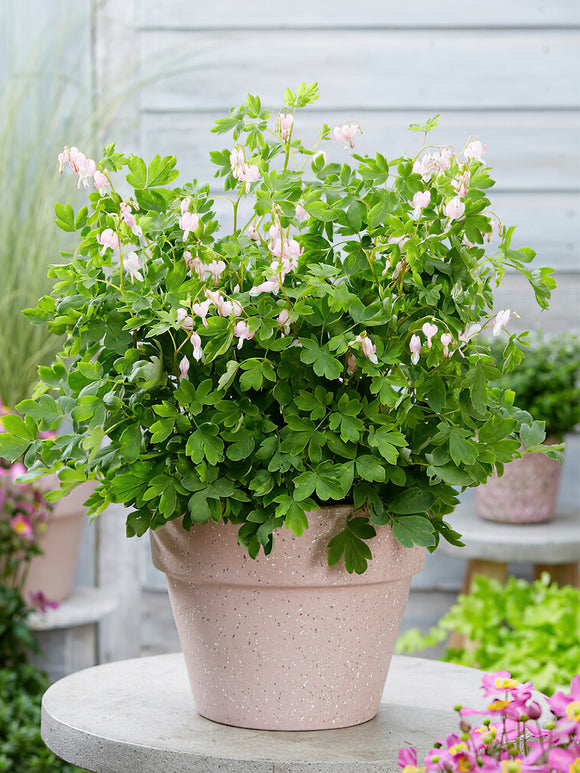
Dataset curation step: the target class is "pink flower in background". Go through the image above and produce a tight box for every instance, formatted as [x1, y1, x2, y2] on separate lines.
[217, 300, 234, 317]
[443, 196, 466, 221]
[10, 514, 34, 541]
[96, 228, 119, 254]
[124, 252, 143, 283]
[93, 170, 109, 194]
[184, 252, 206, 279]
[440, 332, 453, 357]
[413, 148, 454, 180]
[295, 203, 308, 221]
[207, 260, 226, 285]
[190, 331, 203, 361]
[464, 139, 486, 162]
[233, 321, 254, 349]
[179, 211, 199, 239]
[277, 112, 294, 141]
[120, 202, 136, 229]
[459, 322, 482, 343]
[58, 146, 96, 188]
[231, 300, 244, 317]
[422, 322, 438, 348]
[240, 163, 260, 188]
[249, 278, 281, 297]
[205, 289, 233, 317]
[277, 308, 291, 335]
[230, 146, 260, 190]
[453, 170, 471, 198]
[549, 746, 580, 773]
[411, 190, 431, 218]
[29, 590, 60, 614]
[10, 462, 26, 482]
[397, 746, 421, 772]
[176, 308, 194, 331]
[270, 237, 302, 266]
[492, 309, 511, 336]
[548, 675, 580, 738]
[180, 197, 192, 214]
[354, 334, 378, 364]
[331, 122, 360, 149]
[409, 334, 421, 364]
[192, 299, 211, 327]
[120, 202, 143, 238]
[179, 356, 190, 378]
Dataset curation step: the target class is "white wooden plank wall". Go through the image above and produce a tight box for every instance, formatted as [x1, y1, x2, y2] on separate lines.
[109, 0, 579, 336]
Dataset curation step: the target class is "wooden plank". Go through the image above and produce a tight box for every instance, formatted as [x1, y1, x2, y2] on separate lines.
[138, 0, 580, 29]
[93, 0, 140, 147]
[484, 272, 580, 336]
[140, 110, 580, 192]
[138, 29, 580, 112]
[486, 192, 580, 272]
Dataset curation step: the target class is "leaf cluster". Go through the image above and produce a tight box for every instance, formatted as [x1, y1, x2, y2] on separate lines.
[489, 332, 580, 439]
[396, 573, 580, 695]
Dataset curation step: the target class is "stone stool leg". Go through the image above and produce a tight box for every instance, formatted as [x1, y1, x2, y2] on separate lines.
[533, 563, 579, 588]
[447, 559, 508, 651]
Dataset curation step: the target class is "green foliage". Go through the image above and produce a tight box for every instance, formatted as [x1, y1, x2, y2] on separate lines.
[0, 83, 561, 573]
[396, 573, 580, 695]
[490, 332, 580, 439]
[0, 666, 86, 772]
[0, 587, 86, 772]
[0, 587, 39, 669]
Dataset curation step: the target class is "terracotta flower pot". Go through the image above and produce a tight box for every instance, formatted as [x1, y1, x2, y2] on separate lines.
[475, 450, 562, 524]
[150, 505, 425, 730]
[23, 479, 94, 603]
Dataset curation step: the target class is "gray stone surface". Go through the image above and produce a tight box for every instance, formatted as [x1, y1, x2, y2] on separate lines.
[42, 654, 487, 773]
[437, 504, 580, 563]
[28, 587, 117, 631]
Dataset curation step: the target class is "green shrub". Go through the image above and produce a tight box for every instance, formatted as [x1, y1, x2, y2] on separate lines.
[0, 665, 87, 773]
[0, 587, 87, 772]
[396, 573, 580, 695]
[490, 332, 580, 439]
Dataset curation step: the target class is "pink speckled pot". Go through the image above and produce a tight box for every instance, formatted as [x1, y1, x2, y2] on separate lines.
[475, 450, 562, 524]
[22, 478, 93, 603]
[151, 506, 425, 730]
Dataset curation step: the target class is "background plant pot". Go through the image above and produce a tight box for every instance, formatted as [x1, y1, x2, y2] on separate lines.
[150, 506, 425, 731]
[475, 450, 562, 524]
[23, 479, 94, 604]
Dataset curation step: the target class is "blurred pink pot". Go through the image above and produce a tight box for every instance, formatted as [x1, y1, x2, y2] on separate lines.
[23, 478, 94, 603]
[151, 505, 425, 730]
[475, 450, 562, 524]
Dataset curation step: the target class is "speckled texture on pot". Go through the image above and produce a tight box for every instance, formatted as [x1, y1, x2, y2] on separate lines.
[150, 506, 425, 730]
[475, 451, 562, 524]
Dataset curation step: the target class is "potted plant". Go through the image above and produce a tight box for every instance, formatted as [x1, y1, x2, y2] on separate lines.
[0, 82, 562, 729]
[474, 333, 580, 523]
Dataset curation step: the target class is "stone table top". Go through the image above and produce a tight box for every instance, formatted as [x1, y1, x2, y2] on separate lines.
[42, 653, 488, 773]
[437, 505, 580, 564]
